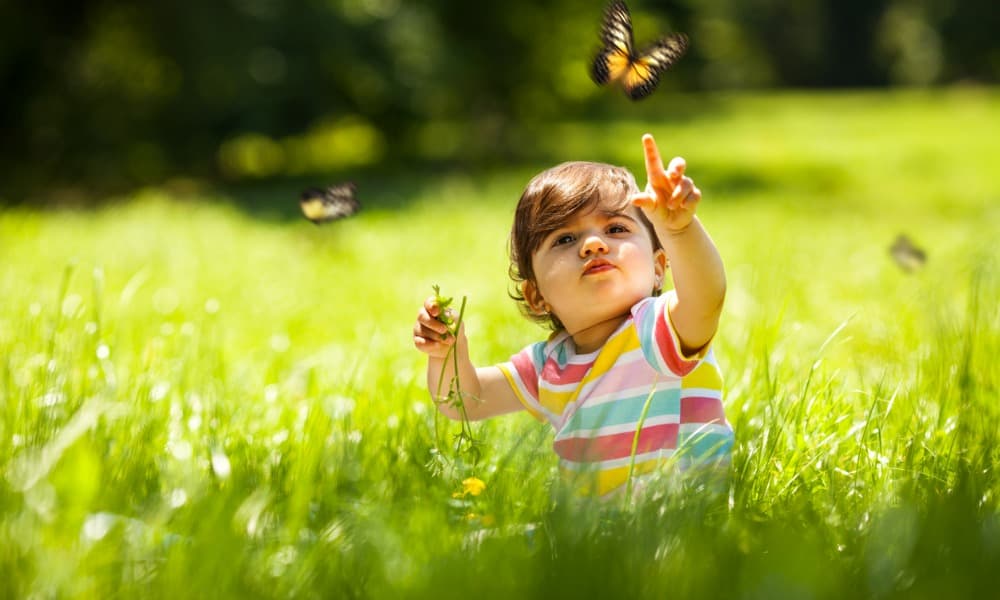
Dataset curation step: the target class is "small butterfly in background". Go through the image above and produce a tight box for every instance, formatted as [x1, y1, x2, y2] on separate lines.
[590, 0, 688, 101]
[890, 234, 927, 273]
[299, 182, 359, 224]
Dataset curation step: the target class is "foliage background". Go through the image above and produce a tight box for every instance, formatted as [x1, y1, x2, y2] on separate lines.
[1, 0, 999, 200]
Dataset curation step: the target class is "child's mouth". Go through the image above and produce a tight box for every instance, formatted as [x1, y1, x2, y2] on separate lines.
[583, 259, 615, 275]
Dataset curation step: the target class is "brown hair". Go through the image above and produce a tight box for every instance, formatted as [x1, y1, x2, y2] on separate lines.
[508, 161, 663, 330]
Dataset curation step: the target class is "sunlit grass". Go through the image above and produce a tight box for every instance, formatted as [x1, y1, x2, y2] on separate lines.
[2, 89, 999, 598]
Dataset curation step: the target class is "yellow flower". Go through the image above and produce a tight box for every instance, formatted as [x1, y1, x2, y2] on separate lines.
[461, 476, 486, 497]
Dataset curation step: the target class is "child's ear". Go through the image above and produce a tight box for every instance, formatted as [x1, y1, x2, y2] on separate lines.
[654, 249, 668, 288]
[522, 280, 548, 315]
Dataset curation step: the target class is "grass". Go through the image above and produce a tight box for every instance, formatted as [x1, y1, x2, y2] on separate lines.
[1, 88, 999, 598]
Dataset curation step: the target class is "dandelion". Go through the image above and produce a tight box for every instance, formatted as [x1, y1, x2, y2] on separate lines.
[462, 476, 486, 497]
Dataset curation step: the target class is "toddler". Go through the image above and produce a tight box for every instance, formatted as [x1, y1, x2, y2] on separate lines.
[413, 134, 733, 497]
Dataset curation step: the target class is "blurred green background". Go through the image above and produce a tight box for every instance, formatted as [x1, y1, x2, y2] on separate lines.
[2, 0, 998, 202]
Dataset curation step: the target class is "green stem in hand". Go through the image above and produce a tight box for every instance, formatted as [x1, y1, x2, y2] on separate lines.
[431, 285, 480, 467]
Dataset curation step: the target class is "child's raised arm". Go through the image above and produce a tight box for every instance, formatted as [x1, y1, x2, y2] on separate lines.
[631, 133, 726, 355]
[412, 295, 524, 421]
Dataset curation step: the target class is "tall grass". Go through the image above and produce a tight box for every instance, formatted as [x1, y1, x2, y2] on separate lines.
[2, 89, 999, 598]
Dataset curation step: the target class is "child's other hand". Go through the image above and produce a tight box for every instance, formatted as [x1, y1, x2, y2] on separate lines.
[630, 133, 702, 233]
[413, 296, 462, 359]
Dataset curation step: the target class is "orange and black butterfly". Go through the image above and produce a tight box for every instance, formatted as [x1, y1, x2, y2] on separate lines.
[299, 182, 359, 224]
[591, 0, 688, 100]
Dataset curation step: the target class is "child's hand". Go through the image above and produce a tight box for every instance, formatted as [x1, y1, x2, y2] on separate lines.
[413, 296, 463, 359]
[630, 133, 702, 233]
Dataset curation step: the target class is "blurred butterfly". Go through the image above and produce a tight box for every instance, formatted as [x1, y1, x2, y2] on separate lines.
[299, 182, 359, 224]
[890, 234, 927, 272]
[590, 0, 688, 100]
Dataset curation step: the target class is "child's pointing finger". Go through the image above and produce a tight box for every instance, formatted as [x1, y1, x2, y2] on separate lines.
[641, 134, 671, 189]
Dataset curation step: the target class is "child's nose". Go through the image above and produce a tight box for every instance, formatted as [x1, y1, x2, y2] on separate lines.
[580, 235, 609, 257]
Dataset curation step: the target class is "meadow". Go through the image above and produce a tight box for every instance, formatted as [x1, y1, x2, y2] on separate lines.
[1, 88, 999, 598]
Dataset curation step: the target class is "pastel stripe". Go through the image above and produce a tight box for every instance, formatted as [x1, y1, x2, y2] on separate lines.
[531, 341, 549, 370]
[577, 349, 657, 404]
[541, 359, 591, 386]
[557, 413, 680, 440]
[653, 304, 699, 376]
[680, 386, 723, 399]
[560, 448, 675, 472]
[635, 297, 666, 372]
[559, 453, 671, 496]
[682, 361, 723, 389]
[561, 388, 681, 433]
[584, 378, 681, 409]
[498, 364, 547, 423]
[678, 424, 735, 458]
[553, 422, 678, 462]
[681, 435, 733, 460]
[680, 395, 727, 424]
[539, 379, 585, 394]
[537, 387, 578, 416]
[582, 325, 637, 384]
[510, 349, 540, 401]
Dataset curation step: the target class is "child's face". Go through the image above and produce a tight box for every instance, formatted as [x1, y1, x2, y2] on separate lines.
[526, 200, 665, 335]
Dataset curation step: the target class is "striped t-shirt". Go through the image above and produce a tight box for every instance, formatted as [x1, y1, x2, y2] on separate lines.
[498, 293, 733, 497]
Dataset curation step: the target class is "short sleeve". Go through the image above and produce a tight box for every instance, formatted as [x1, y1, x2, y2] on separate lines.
[631, 293, 707, 377]
[497, 341, 547, 422]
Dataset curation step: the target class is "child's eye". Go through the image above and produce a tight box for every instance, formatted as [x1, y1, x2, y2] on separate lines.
[554, 234, 576, 246]
[607, 224, 630, 234]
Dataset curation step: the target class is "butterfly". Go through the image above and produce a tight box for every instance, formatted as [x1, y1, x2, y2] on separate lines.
[299, 182, 360, 224]
[889, 234, 927, 273]
[591, 0, 688, 100]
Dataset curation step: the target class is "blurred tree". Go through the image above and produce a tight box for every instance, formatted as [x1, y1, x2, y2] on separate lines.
[0, 0, 996, 203]
[936, 0, 1000, 82]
